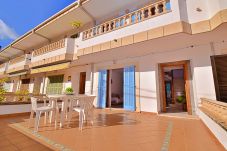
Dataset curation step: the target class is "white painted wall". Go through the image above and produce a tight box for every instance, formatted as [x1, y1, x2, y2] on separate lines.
[186, 0, 227, 23]
[91, 42, 217, 114]
[0, 104, 43, 115]
[39, 65, 90, 95]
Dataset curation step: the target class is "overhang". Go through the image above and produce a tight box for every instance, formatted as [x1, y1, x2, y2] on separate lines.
[0, 0, 156, 62]
[0, 1, 87, 62]
[30, 62, 70, 74]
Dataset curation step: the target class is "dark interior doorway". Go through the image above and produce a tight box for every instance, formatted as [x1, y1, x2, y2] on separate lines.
[160, 61, 192, 114]
[79, 72, 86, 94]
[164, 67, 186, 113]
[106, 68, 124, 108]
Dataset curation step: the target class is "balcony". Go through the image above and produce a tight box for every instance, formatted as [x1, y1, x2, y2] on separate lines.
[30, 38, 75, 69]
[82, 0, 171, 40]
[6, 54, 31, 74]
[0, 63, 7, 76]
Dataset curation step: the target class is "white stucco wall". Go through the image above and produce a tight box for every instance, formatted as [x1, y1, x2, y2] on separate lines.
[91, 42, 217, 114]
[0, 104, 43, 115]
[186, 0, 227, 23]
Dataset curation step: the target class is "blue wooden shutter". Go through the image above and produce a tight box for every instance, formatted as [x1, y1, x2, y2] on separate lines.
[97, 70, 107, 108]
[124, 66, 136, 111]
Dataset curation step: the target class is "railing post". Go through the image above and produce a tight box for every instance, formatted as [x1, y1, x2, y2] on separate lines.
[141, 9, 145, 21]
[155, 4, 159, 15]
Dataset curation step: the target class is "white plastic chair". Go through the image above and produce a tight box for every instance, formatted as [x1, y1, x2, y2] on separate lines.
[70, 95, 96, 130]
[29, 97, 56, 132]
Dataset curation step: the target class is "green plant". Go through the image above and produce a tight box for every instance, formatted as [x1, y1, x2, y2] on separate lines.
[0, 78, 8, 102]
[0, 88, 6, 102]
[65, 87, 74, 94]
[15, 90, 29, 101]
[176, 95, 186, 104]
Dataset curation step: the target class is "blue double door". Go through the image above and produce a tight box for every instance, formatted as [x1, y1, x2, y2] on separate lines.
[97, 66, 136, 111]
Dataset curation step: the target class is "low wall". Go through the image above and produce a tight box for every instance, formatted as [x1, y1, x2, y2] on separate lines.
[198, 108, 227, 149]
[0, 103, 43, 115]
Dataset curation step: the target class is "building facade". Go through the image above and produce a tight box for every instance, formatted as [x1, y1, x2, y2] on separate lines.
[1, 0, 227, 115]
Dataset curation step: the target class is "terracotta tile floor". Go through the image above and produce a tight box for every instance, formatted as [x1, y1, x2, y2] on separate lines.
[3, 109, 226, 151]
[0, 115, 51, 151]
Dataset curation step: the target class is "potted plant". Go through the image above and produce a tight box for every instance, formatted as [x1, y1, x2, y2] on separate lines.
[65, 87, 74, 95]
[176, 95, 187, 111]
[0, 78, 8, 103]
[15, 90, 29, 102]
[0, 87, 6, 103]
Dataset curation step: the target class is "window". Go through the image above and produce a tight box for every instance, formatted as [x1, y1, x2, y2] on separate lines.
[22, 79, 30, 84]
[46, 75, 64, 95]
[211, 55, 227, 103]
[79, 72, 86, 94]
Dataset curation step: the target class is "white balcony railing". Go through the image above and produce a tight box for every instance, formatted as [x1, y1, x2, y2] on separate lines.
[0, 63, 7, 75]
[30, 38, 75, 68]
[82, 0, 171, 40]
[7, 54, 31, 74]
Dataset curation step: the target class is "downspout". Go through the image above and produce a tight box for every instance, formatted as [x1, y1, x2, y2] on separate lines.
[90, 63, 94, 95]
[42, 73, 47, 94]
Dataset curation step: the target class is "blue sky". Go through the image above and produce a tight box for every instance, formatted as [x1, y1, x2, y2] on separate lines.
[0, 0, 75, 49]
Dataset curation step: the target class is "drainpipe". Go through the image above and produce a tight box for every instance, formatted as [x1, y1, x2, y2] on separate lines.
[90, 63, 94, 95]
[42, 73, 46, 94]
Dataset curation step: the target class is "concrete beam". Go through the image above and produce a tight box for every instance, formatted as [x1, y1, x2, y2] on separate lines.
[80, 3, 96, 25]
[33, 30, 51, 42]
[0, 55, 9, 60]
[10, 46, 26, 53]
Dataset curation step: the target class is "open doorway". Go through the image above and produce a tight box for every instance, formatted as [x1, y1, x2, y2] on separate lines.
[160, 61, 192, 114]
[79, 72, 86, 94]
[106, 68, 124, 109]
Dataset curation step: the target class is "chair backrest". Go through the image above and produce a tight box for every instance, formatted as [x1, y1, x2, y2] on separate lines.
[31, 97, 38, 111]
[78, 96, 96, 111]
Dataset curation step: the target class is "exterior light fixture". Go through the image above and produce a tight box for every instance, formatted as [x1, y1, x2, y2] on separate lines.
[196, 8, 202, 12]
[114, 39, 118, 42]
[71, 21, 82, 29]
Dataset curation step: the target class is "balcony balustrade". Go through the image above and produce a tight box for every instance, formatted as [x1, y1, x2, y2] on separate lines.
[0, 63, 7, 75]
[82, 0, 170, 40]
[200, 98, 227, 130]
[7, 54, 31, 74]
[30, 38, 74, 68]
[33, 39, 66, 57]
